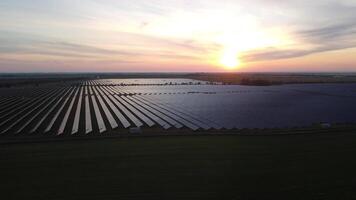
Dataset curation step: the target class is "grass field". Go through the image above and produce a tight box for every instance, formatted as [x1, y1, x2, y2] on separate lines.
[1, 132, 356, 200]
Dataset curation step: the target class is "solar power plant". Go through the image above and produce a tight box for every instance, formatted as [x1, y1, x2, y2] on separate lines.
[0, 79, 356, 136]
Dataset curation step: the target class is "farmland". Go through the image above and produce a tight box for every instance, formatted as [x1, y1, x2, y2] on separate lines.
[2, 132, 356, 199]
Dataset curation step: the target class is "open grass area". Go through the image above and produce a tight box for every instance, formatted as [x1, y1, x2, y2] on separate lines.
[1, 133, 356, 200]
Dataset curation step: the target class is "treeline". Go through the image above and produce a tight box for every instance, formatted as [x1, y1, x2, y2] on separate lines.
[0, 77, 90, 88]
[189, 72, 356, 86]
[239, 78, 273, 86]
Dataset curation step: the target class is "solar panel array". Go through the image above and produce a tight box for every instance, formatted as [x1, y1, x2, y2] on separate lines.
[1, 79, 356, 136]
[0, 80, 220, 136]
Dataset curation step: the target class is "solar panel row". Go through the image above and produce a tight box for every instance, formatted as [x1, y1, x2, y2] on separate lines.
[0, 80, 217, 135]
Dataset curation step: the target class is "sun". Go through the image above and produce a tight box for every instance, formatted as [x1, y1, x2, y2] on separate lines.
[220, 49, 241, 70]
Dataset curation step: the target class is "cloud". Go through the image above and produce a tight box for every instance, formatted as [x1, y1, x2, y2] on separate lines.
[299, 22, 356, 43]
[243, 17, 356, 62]
[42, 42, 137, 56]
[0, 36, 138, 59]
[243, 43, 356, 62]
[0, 30, 217, 63]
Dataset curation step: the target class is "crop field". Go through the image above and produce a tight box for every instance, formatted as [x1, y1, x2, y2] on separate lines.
[2, 133, 356, 199]
[0, 78, 356, 136]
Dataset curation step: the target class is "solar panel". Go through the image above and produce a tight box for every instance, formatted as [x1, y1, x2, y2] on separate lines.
[90, 86, 106, 133]
[103, 87, 143, 127]
[84, 86, 93, 134]
[44, 87, 75, 133]
[30, 87, 72, 133]
[92, 86, 118, 129]
[117, 95, 155, 127]
[71, 87, 83, 134]
[1, 87, 62, 134]
[97, 86, 131, 128]
[127, 96, 182, 129]
[16, 87, 68, 134]
[121, 96, 170, 129]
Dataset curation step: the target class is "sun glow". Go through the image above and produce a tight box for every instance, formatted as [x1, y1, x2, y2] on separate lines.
[220, 49, 241, 70]
[215, 29, 292, 70]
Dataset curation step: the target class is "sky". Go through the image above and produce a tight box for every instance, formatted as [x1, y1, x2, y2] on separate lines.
[0, 0, 356, 72]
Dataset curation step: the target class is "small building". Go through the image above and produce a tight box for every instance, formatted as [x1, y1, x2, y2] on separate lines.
[129, 127, 142, 134]
[320, 122, 331, 128]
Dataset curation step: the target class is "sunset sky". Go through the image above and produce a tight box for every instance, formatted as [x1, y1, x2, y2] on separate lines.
[0, 0, 356, 72]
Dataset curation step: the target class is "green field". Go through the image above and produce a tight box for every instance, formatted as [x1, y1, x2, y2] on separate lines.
[1, 133, 356, 200]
